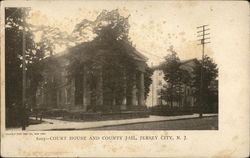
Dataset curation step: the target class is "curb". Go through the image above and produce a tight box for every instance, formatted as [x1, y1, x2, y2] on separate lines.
[47, 115, 218, 131]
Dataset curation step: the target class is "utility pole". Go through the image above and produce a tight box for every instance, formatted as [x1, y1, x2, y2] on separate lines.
[22, 12, 27, 130]
[151, 62, 154, 107]
[197, 25, 210, 118]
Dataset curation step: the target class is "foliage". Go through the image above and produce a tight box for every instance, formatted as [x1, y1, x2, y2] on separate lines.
[160, 51, 191, 107]
[5, 8, 48, 126]
[192, 55, 218, 106]
[72, 9, 130, 44]
[67, 9, 152, 107]
[160, 51, 218, 110]
[144, 65, 153, 99]
[162, 51, 181, 83]
[5, 8, 43, 107]
[31, 25, 71, 56]
[5, 8, 67, 127]
[5, 8, 26, 110]
[93, 9, 130, 42]
[150, 105, 193, 116]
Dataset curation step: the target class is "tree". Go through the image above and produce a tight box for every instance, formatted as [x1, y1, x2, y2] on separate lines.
[160, 50, 191, 107]
[5, 8, 61, 126]
[72, 9, 130, 44]
[161, 51, 180, 107]
[192, 55, 218, 111]
[5, 8, 40, 126]
[144, 65, 153, 99]
[5, 8, 25, 113]
[67, 9, 152, 110]
[32, 25, 71, 55]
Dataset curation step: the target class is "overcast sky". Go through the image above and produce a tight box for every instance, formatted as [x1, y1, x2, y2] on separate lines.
[5, 1, 248, 66]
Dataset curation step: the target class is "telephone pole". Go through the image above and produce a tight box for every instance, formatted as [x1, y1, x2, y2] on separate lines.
[22, 11, 27, 130]
[151, 62, 154, 107]
[197, 25, 210, 117]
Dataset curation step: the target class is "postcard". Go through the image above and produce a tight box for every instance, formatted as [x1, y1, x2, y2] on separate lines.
[1, 0, 249, 157]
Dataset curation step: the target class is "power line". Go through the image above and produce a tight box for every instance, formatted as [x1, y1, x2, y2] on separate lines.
[197, 25, 210, 46]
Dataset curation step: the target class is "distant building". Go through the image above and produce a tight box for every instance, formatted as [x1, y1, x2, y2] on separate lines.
[146, 58, 200, 108]
[179, 58, 200, 108]
[146, 69, 166, 107]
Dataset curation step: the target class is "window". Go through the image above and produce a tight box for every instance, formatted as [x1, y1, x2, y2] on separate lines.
[51, 76, 55, 83]
[65, 88, 67, 104]
[66, 87, 71, 104]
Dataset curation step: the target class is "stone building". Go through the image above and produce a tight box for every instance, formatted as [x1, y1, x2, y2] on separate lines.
[178, 58, 199, 107]
[36, 41, 148, 113]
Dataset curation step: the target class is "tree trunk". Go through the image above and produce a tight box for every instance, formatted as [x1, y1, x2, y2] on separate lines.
[170, 84, 173, 108]
[29, 87, 37, 110]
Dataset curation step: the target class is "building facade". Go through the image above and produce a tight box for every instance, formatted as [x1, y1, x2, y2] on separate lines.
[36, 42, 148, 113]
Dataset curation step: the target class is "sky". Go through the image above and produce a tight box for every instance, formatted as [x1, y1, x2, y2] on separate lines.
[9, 1, 239, 66]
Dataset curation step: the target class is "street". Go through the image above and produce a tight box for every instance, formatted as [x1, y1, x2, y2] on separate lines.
[85, 116, 218, 130]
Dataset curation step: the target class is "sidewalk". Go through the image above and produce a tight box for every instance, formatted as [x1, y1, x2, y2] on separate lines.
[8, 113, 218, 131]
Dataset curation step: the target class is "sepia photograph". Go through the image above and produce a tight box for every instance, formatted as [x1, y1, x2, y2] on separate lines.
[1, 0, 249, 157]
[4, 4, 218, 131]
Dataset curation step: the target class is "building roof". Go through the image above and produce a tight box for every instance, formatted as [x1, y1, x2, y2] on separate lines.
[48, 40, 148, 62]
[180, 58, 199, 65]
[152, 58, 200, 73]
[179, 58, 200, 74]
